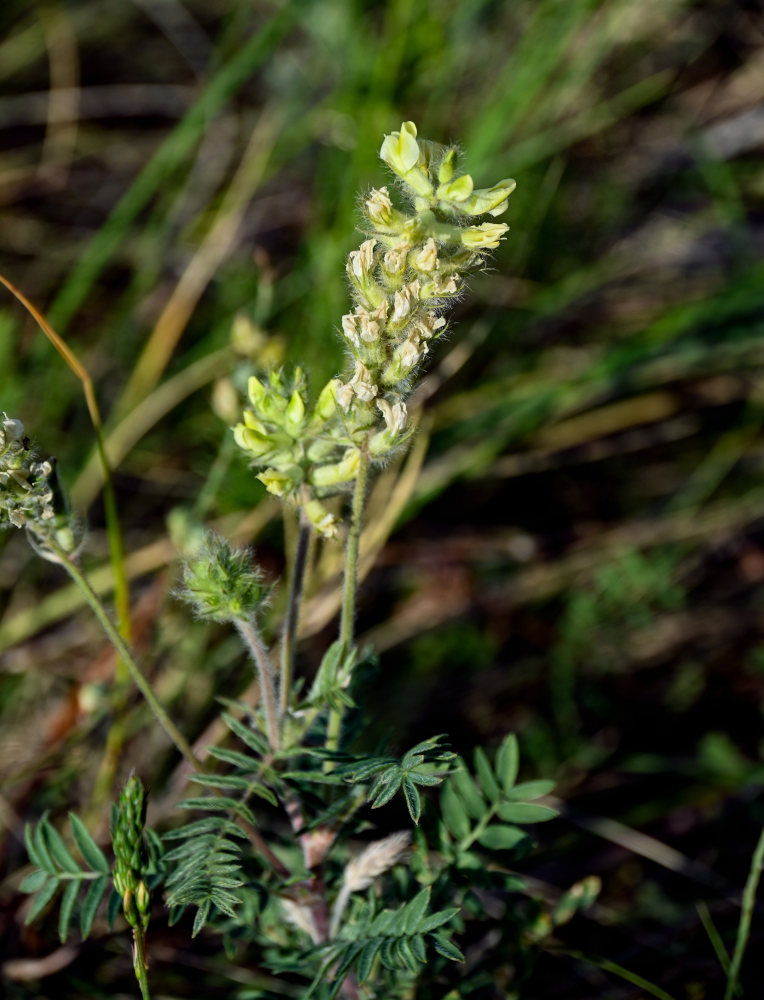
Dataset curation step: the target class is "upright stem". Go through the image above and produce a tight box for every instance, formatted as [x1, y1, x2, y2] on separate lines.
[327, 449, 370, 753]
[132, 927, 151, 1000]
[340, 449, 370, 649]
[236, 619, 281, 752]
[280, 512, 311, 715]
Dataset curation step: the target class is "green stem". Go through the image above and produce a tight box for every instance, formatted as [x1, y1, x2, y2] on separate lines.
[280, 512, 311, 715]
[236, 619, 281, 752]
[459, 803, 498, 852]
[327, 448, 370, 753]
[45, 538, 201, 768]
[725, 825, 764, 1000]
[340, 450, 370, 650]
[132, 927, 151, 1000]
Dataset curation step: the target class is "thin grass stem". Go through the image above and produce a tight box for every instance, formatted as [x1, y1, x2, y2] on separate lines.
[725, 825, 764, 1000]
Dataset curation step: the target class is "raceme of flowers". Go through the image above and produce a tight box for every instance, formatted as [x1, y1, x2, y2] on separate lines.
[233, 121, 515, 537]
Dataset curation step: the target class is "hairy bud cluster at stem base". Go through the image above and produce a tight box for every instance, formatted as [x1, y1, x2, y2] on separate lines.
[233, 122, 515, 537]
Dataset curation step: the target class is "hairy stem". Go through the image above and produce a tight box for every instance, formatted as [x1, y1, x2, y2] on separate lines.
[236, 618, 281, 752]
[327, 448, 370, 754]
[280, 511, 311, 715]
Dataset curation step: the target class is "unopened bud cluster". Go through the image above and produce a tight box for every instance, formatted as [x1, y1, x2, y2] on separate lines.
[234, 123, 514, 537]
[0, 413, 79, 557]
[180, 531, 269, 624]
[112, 774, 151, 933]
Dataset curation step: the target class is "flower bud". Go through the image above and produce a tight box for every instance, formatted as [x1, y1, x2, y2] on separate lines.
[411, 238, 438, 272]
[233, 422, 271, 457]
[461, 222, 509, 250]
[303, 499, 339, 539]
[379, 121, 433, 198]
[258, 466, 301, 498]
[382, 338, 421, 385]
[315, 378, 341, 421]
[438, 149, 457, 183]
[437, 173, 474, 205]
[421, 272, 460, 300]
[286, 389, 306, 429]
[364, 186, 394, 227]
[341, 313, 360, 348]
[356, 303, 387, 343]
[349, 362, 378, 403]
[335, 381, 354, 412]
[469, 178, 516, 216]
[348, 239, 376, 280]
[391, 280, 420, 327]
[379, 121, 420, 174]
[310, 448, 361, 488]
[376, 397, 407, 435]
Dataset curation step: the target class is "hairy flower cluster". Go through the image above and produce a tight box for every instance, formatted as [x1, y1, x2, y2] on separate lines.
[234, 123, 514, 537]
[180, 531, 270, 624]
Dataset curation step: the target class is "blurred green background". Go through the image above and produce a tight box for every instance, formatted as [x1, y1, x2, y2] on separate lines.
[3, 0, 764, 996]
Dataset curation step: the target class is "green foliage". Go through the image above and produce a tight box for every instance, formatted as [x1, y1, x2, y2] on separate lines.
[21, 813, 110, 942]
[164, 818, 247, 935]
[439, 734, 557, 858]
[286, 888, 463, 999]
[337, 734, 456, 824]
[163, 709, 280, 933]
